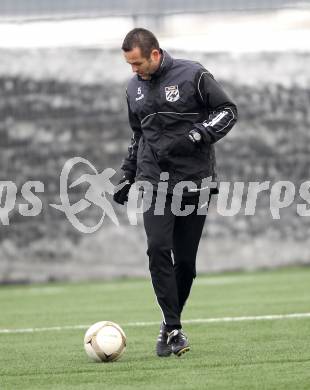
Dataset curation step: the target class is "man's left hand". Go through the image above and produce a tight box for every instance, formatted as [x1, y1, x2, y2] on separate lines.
[168, 130, 201, 157]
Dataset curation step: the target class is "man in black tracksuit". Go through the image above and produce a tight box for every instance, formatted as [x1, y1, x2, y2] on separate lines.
[114, 28, 238, 357]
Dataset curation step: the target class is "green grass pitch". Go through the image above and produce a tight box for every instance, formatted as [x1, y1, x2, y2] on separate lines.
[0, 267, 309, 390]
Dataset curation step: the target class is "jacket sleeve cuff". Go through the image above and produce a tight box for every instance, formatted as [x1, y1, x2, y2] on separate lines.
[122, 169, 136, 182]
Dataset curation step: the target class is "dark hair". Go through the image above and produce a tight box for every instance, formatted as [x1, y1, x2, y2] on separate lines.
[122, 28, 160, 59]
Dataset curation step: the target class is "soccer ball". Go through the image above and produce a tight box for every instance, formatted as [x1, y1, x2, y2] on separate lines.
[84, 321, 126, 362]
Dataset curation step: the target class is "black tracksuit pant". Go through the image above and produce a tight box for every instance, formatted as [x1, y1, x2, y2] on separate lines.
[143, 192, 209, 331]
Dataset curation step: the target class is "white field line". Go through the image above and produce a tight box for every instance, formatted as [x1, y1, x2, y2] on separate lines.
[0, 313, 310, 335]
[2, 287, 65, 295]
[0, 276, 255, 295]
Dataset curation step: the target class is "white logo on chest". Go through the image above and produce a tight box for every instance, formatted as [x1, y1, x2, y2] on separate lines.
[136, 86, 144, 101]
[165, 85, 180, 102]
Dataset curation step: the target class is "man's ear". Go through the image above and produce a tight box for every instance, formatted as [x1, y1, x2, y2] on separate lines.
[151, 49, 161, 62]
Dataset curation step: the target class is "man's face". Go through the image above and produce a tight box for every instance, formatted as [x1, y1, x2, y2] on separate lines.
[123, 47, 161, 80]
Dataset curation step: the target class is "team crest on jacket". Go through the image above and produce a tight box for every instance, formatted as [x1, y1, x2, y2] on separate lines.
[165, 85, 180, 102]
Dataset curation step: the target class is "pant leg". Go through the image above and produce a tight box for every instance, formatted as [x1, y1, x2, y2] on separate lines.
[143, 194, 181, 328]
[173, 195, 210, 315]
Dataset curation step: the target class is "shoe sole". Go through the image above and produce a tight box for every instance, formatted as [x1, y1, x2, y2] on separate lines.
[175, 346, 190, 357]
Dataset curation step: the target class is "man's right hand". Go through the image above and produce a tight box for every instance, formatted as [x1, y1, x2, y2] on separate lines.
[113, 171, 135, 205]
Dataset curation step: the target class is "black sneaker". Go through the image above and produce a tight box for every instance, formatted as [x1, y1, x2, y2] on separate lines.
[156, 322, 172, 357]
[167, 329, 190, 356]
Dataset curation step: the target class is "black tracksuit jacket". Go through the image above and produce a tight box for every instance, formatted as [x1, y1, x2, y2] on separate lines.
[121, 50, 238, 195]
